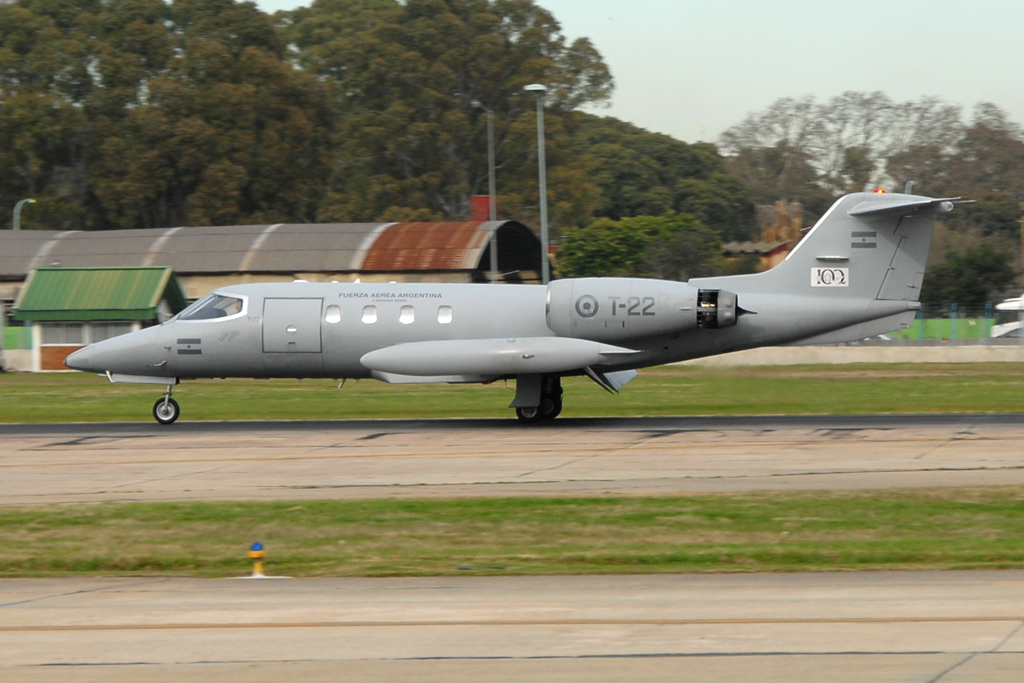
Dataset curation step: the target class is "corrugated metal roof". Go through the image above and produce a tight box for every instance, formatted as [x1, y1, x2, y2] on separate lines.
[362, 222, 490, 271]
[13, 267, 187, 321]
[0, 221, 542, 279]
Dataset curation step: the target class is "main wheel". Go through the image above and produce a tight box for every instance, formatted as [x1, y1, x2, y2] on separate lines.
[543, 398, 563, 420]
[515, 406, 543, 424]
[539, 396, 562, 420]
[153, 397, 180, 425]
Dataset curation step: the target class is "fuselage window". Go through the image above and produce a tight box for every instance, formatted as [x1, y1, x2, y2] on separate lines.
[325, 305, 341, 324]
[361, 305, 377, 324]
[180, 294, 244, 321]
[437, 305, 453, 324]
[399, 305, 415, 325]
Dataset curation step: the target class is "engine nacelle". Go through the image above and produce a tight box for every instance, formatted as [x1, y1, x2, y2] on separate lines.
[546, 278, 690, 342]
[697, 289, 737, 329]
[546, 278, 739, 343]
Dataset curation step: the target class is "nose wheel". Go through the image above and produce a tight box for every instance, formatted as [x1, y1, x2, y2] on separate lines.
[153, 389, 180, 425]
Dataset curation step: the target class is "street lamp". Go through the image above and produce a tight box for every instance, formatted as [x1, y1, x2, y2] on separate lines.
[523, 83, 550, 284]
[471, 100, 499, 284]
[13, 198, 36, 231]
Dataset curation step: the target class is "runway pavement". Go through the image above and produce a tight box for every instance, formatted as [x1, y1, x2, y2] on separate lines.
[4, 415, 1024, 681]
[0, 415, 1022, 504]
[3, 571, 1024, 682]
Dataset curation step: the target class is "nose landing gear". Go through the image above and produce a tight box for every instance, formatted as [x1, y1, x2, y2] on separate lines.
[153, 387, 180, 425]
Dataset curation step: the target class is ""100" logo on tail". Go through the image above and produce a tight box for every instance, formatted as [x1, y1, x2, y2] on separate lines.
[811, 268, 849, 287]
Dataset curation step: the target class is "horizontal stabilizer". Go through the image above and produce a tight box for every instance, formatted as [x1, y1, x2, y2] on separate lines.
[360, 337, 639, 377]
[848, 197, 958, 218]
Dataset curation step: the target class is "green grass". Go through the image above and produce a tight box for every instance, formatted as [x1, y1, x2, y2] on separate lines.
[2, 363, 1024, 422]
[3, 490, 1024, 576]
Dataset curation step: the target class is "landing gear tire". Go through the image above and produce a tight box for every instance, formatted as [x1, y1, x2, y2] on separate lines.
[539, 396, 562, 420]
[153, 397, 180, 425]
[515, 406, 543, 424]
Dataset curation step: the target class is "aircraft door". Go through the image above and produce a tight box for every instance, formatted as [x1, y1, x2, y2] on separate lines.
[262, 297, 325, 377]
[263, 298, 323, 353]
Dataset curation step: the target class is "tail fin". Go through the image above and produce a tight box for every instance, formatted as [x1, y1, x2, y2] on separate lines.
[757, 192, 955, 301]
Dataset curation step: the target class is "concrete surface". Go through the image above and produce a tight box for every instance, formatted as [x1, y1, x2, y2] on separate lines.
[2, 572, 1024, 682]
[1, 416, 1023, 504]
[5, 416, 1024, 682]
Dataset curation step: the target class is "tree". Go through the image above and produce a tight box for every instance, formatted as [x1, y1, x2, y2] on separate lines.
[718, 93, 967, 221]
[89, 0, 335, 228]
[556, 213, 720, 280]
[717, 97, 834, 220]
[0, 0, 335, 230]
[571, 114, 757, 240]
[920, 244, 1016, 306]
[287, 0, 613, 233]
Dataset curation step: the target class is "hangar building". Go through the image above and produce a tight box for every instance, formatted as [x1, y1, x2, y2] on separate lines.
[0, 220, 545, 371]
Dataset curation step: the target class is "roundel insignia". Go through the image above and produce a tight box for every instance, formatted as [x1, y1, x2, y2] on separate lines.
[575, 295, 599, 318]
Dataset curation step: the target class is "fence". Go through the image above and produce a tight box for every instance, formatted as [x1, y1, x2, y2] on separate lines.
[886, 304, 1023, 346]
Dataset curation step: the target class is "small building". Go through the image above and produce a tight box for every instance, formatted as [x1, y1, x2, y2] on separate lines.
[722, 201, 809, 271]
[12, 267, 187, 371]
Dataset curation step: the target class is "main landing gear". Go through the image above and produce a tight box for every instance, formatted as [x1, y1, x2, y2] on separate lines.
[153, 386, 180, 425]
[515, 376, 563, 424]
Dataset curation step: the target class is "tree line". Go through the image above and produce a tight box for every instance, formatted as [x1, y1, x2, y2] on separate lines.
[1, 0, 1021, 302]
[719, 92, 1024, 303]
[0, 0, 745, 240]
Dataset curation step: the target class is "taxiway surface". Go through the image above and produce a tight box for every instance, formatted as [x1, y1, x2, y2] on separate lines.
[3, 572, 1024, 682]
[4, 415, 1024, 682]
[0, 415, 1022, 504]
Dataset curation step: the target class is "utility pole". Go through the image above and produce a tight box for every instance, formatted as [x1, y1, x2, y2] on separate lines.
[524, 84, 550, 284]
[1019, 201, 1024, 287]
[472, 101, 499, 283]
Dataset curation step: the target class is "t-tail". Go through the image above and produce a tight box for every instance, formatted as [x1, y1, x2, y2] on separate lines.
[690, 192, 959, 348]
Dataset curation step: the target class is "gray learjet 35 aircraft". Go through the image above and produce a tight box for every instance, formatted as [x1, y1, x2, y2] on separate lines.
[65, 191, 959, 424]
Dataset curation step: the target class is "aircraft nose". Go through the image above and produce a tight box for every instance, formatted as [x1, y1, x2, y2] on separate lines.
[63, 326, 168, 375]
[65, 345, 97, 372]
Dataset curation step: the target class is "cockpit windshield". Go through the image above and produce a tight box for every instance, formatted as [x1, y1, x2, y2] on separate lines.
[179, 294, 245, 321]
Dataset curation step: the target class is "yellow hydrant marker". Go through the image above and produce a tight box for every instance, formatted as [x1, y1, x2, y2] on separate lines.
[248, 542, 267, 577]
[233, 542, 290, 580]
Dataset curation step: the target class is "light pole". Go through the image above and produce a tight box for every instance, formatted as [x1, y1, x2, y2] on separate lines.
[13, 198, 36, 231]
[524, 84, 550, 284]
[471, 100, 499, 284]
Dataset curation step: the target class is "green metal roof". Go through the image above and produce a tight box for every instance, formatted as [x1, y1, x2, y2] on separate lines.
[13, 267, 188, 322]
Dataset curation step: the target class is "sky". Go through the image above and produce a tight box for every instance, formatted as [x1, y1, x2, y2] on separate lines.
[254, 0, 1024, 143]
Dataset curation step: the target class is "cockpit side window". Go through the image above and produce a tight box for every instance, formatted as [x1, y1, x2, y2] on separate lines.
[180, 294, 246, 321]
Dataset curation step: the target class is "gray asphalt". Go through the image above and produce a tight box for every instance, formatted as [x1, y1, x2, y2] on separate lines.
[2, 413, 1024, 503]
[1, 412, 1022, 436]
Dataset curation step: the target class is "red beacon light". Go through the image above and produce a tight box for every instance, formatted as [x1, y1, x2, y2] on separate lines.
[873, 188, 886, 193]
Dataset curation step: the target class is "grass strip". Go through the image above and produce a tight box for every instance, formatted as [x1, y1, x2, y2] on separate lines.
[3, 489, 1024, 577]
[2, 363, 1024, 422]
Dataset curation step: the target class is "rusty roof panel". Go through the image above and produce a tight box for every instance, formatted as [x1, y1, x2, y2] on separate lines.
[362, 223, 484, 271]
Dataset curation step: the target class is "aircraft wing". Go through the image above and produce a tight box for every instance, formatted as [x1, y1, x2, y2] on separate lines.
[360, 337, 640, 377]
